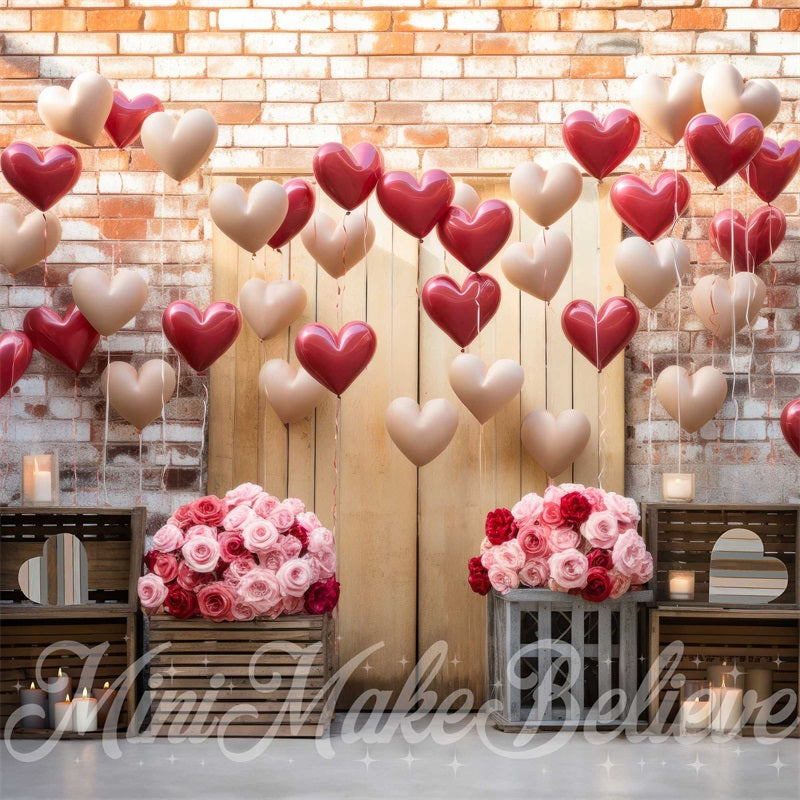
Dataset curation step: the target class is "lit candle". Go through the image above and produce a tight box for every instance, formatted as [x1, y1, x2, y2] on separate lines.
[19, 682, 48, 730]
[53, 693, 74, 731]
[680, 697, 711, 734]
[662, 472, 695, 502]
[92, 681, 117, 728]
[72, 687, 98, 734]
[46, 668, 71, 727]
[32, 457, 52, 503]
[668, 570, 695, 601]
[711, 677, 744, 734]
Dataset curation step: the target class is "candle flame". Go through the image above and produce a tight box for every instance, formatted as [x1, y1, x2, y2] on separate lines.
[82, 687, 88, 698]
[65, 694, 71, 703]
[103, 681, 110, 689]
[57, 668, 63, 677]
[34, 456, 39, 474]
[29, 682, 35, 690]
[721, 675, 727, 688]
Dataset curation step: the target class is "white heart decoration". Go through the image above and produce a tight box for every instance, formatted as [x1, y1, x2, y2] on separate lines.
[448, 354, 524, 424]
[0, 204, 61, 276]
[520, 409, 591, 477]
[691, 272, 766, 340]
[300, 209, 375, 279]
[615, 237, 691, 309]
[140, 109, 218, 183]
[101, 359, 176, 432]
[385, 397, 458, 467]
[701, 64, 781, 127]
[630, 71, 705, 146]
[37, 71, 113, 146]
[501, 229, 572, 303]
[655, 365, 728, 434]
[259, 359, 326, 425]
[71, 267, 149, 337]
[238, 278, 307, 341]
[510, 162, 583, 228]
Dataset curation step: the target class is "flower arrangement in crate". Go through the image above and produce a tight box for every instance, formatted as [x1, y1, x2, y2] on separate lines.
[468, 484, 653, 602]
[137, 483, 340, 621]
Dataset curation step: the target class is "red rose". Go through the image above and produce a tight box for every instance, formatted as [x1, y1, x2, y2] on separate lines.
[175, 562, 212, 591]
[581, 566, 612, 603]
[286, 523, 308, 555]
[218, 531, 247, 563]
[171, 504, 193, 530]
[196, 582, 236, 622]
[144, 550, 179, 583]
[485, 508, 517, 545]
[560, 492, 592, 528]
[468, 557, 491, 595]
[164, 585, 198, 619]
[187, 495, 228, 527]
[304, 576, 340, 614]
[586, 547, 614, 570]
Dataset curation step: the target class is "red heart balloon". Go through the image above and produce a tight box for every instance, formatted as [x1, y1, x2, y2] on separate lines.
[562, 109, 640, 181]
[376, 169, 455, 239]
[684, 113, 764, 189]
[609, 172, 691, 242]
[0, 142, 82, 212]
[561, 297, 640, 372]
[437, 200, 513, 273]
[422, 273, 501, 349]
[162, 301, 242, 374]
[0, 330, 33, 399]
[709, 206, 786, 272]
[104, 90, 163, 149]
[312, 142, 383, 211]
[23, 305, 99, 374]
[780, 398, 800, 458]
[739, 137, 800, 204]
[268, 178, 315, 250]
[294, 321, 377, 397]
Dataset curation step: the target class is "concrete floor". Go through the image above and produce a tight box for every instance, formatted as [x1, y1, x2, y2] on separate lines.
[1, 716, 798, 800]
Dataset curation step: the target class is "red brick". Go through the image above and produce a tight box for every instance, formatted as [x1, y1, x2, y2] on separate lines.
[87, 10, 142, 32]
[501, 10, 560, 31]
[570, 56, 625, 78]
[32, 10, 85, 32]
[144, 10, 190, 32]
[780, 9, 800, 29]
[560, 10, 614, 31]
[672, 9, 725, 30]
[357, 32, 415, 55]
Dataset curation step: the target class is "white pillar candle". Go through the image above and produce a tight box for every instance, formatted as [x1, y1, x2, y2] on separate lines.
[680, 698, 711, 733]
[33, 465, 52, 503]
[662, 472, 695, 502]
[53, 694, 74, 731]
[72, 687, 98, 734]
[46, 668, 71, 727]
[668, 570, 695, 601]
[19, 683, 48, 730]
[711, 684, 744, 734]
[92, 681, 117, 728]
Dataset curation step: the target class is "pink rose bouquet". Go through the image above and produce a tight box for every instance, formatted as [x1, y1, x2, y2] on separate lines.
[138, 484, 340, 621]
[468, 485, 651, 602]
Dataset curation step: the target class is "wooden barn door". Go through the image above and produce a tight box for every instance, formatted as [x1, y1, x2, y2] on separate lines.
[208, 170, 624, 706]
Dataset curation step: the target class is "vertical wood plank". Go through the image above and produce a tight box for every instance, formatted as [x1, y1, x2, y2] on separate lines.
[570, 605, 584, 719]
[506, 600, 521, 721]
[619, 599, 636, 713]
[535, 602, 552, 721]
[598, 605, 612, 720]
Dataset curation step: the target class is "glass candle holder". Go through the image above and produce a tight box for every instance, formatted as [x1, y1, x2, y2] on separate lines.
[668, 570, 695, 601]
[662, 472, 695, 502]
[22, 454, 59, 506]
[680, 679, 712, 735]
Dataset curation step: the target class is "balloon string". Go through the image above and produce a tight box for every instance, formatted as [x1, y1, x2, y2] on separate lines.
[647, 309, 654, 499]
[479, 422, 484, 507]
[0, 398, 12, 498]
[198, 376, 208, 495]
[102, 342, 110, 506]
[137, 432, 143, 504]
[594, 182, 601, 482]
[42, 212, 48, 288]
[729, 182, 738, 450]
[282, 242, 290, 282]
[597, 371, 607, 492]
[73, 374, 78, 505]
[670, 238, 683, 473]
[390, 222, 395, 386]
[260, 339, 267, 491]
[332, 395, 341, 539]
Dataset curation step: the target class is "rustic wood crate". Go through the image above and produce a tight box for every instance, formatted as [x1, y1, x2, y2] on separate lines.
[147, 614, 335, 738]
[488, 589, 652, 730]
[644, 504, 799, 608]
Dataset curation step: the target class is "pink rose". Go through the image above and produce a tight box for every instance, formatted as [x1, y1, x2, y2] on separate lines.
[308, 547, 336, 581]
[480, 548, 496, 569]
[256, 545, 288, 573]
[493, 539, 526, 570]
[218, 531, 248, 562]
[223, 482, 262, 507]
[517, 524, 551, 560]
[170, 504, 193, 529]
[184, 524, 217, 541]
[187, 495, 228, 527]
[281, 594, 306, 616]
[543, 484, 568, 503]
[276, 558, 314, 597]
[604, 492, 639, 526]
[608, 569, 632, 599]
[277, 534, 302, 560]
[152, 524, 184, 553]
[223, 555, 257, 587]
[306, 527, 334, 553]
[511, 493, 544, 526]
[221, 504, 255, 532]
[138, 574, 168, 610]
[181, 536, 221, 573]
[238, 568, 282, 613]
[547, 525, 581, 552]
[268, 503, 296, 533]
[547, 578, 570, 593]
[479, 537, 493, 555]
[612, 530, 650, 579]
[231, 600, 256, 621]
[282, 497, 305, 516]
[487, 564, 519, 594]
[252, 492, 280, 518]
[197, 582, 236, 621]
[242, 518, 279, 552]
[631, 552, 653, 584]
[296, 511, 322, 532]
[541, 501, 565, 527]
[176, 562, 212, 591]
[583, 487, 607, 512]
[144, 551, 178, 583]
[519, 558, 549, 588]
[581, 511, 620, 550]
[548, 548, 589, 589]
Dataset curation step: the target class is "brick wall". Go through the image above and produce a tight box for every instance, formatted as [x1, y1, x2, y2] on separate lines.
[1, 1, 798, 522]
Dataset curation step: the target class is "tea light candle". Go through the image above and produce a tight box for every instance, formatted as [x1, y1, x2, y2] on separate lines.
[711, 679, 744, 734]
[662, 472, 695, 502]
[53, 694, 73, 731]
[19, 682, 48, 730]
[73, 687, 98, 734]
[46, 668, 71, 727]
[668, 570, 695, 601]
[92, 681, 117, 728]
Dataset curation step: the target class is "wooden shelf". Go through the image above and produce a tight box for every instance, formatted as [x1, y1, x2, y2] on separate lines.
[0, 605, 137, 620]
[653, 605, 800, 619]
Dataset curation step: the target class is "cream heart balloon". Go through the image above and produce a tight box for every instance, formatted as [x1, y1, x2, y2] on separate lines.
[520, 409, 591, 477]
[209, 181, 289, 255]
[448, 354, 524, 425]
[101, 359, 176, 432]
[259, 359, 326, 424]
[385, 397, 458, 467]
[630, 71, 705, 146]
[0, 204, 61, 275]
[140, 109, 218, 183]
[701, 64, 781, 127]
[451, 182, 480, 215]
[691, 272, 766, 340]
[655, 365, 727, 434]
[300, 209, 375, 279]
[238, 278, 307, 341]
[510, 162, 583, 228]
[501, 229, 572, 303]
[71, 267, 148, 336]
[37, 71, 113, 147]
[615, 237, 691, 309]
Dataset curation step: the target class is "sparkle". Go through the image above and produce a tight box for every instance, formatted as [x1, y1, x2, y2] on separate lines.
[359, 748, 376, 771]
[447, 754, 463, 775]
[770, 755, 787, 776]
[639, 654, 646, 663]
[165, 662, 179, 680]
[637, 757, 647, 772]
[398, 656, 410, 668]
[728, 663, 745, 684]
[691, 655, 704, 669]
[227, 681, 235, 692]
[363, 662, 373, 673]
[287, 757, 294, 765]
[598, 754, 614, 775]
[202, 656, 210, 667]
[123, 635, 129, 642]
[733, 745, 743, 758]
[13, 681, 22, 692]
[200, 760, 205, 767]
[74, 757, 80, 764]
[138, 761, 144, 767]
[168, 754, 177, 765]
[450, 656, 461, 668]
[603, 657, 613, 667]
[774, 654, 784, 668]
[401, 748, 418, 769]
[687, 755, 705, 775]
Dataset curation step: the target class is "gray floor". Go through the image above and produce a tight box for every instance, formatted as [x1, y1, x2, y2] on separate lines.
[2, 715, 798, 800]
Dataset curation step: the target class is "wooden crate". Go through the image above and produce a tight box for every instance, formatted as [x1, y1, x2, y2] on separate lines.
[644, 504, 799, 608]
[147, 614, 335, 738]
[0, 507, 145, 737]
[648, 607, 799, 736]
[488, 589, 652, 731]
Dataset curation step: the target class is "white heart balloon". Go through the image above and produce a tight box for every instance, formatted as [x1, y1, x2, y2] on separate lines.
[510, 162, 582, 228]
[209, 181, 289, 255]
[259, 359, 326, 425]
[520, 409, 591, 477]
[385, 397, 458, 467]
[691, 272, 766, 340]
[300, 209, 375, 279]
[655, 365, 728, 434]
[630, 71, 705, 146]
[72, 267, 148, 337]
[101, 359, 176, 432]
[451, 182, 480, 215]
[501, 229, 572, 303]
[140, 109, 218, 183]
[448, 354, 524, 425]
[37, 71, 113, 147]
[0, 204, 61, 275]
[701, 64, 781, 127]
[615, 237, 691, 309]
[238, 278, 307, 341]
